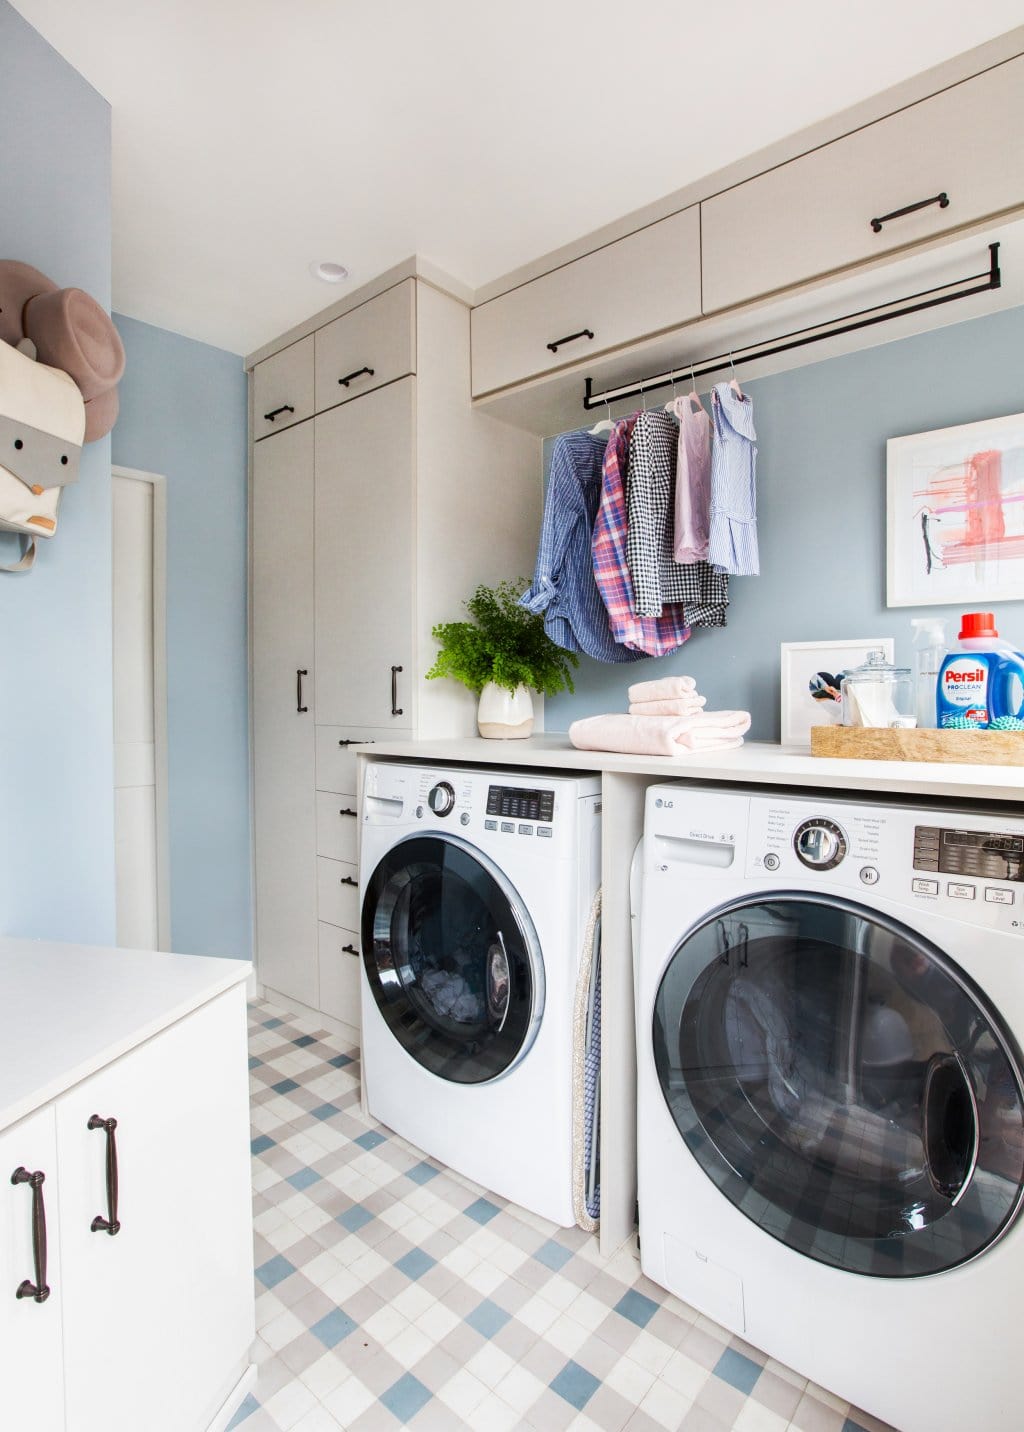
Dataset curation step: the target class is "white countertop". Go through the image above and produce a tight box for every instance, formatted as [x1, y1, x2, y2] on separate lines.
[355, 734, 1024, 804]
[0, 939, 251, 1131]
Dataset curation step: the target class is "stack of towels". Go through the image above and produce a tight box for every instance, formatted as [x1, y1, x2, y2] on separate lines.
[569, 676, 751, 756]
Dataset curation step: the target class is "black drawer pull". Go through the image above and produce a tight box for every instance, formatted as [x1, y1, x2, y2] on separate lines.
[391, 664, 403, 717]
[339, 808, 357, 817]
[87, 1115, 121, 1236]
[340, 875, 358, 886]
[547, 328, 594, 354]
[870, 192, 949, 233]
[11, 1167, 50, 1303]
[296, 668, 308, 713]
[338, 366, 375, 388]
[264, 404, 295, 422]
[337, 738, 374, 747]
[342, 944, 359, 955]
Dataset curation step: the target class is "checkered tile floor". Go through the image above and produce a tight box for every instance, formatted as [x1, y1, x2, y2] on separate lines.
[232, 1000, 898, 1432]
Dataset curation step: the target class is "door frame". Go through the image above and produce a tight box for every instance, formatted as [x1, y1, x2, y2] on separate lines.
[112, 464, 171, 951]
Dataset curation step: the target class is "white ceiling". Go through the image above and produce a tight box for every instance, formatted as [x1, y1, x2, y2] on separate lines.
[11, 1, 1024, 355]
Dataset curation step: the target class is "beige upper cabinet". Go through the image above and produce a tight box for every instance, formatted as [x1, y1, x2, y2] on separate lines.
[314, 279, 416, 412]
[471, 206, 701, 397]
[252, 335, 314, 440]
[702, 54, 1024, 315]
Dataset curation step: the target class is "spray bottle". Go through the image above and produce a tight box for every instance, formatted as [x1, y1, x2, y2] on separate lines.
[936, 613, 1024, 729]
[910, 617, 947, 729]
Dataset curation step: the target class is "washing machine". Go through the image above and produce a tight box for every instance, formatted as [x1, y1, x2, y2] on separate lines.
[635, 784, 1024, 1432]
[359, 760, 601, 1225]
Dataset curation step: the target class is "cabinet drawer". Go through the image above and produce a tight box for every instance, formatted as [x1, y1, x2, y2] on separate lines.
[317, 856, 360, 929]
[314, 280, 415, 412]
[317, 921, 362, 1030]
[252, 336, 314, 440]
[316, 790, 359, 862]
[702, 55, 1024, 313]
[471, 207, 701, 396]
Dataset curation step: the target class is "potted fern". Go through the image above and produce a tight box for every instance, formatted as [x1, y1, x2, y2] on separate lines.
[426, 580, 578, 738]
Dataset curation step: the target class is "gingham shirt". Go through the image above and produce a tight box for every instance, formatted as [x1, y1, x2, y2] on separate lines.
[625, 409, 730, 623]
[591, 415, 691, 658]
[708, 382, 760, 577]
[520, 429, 645, 663]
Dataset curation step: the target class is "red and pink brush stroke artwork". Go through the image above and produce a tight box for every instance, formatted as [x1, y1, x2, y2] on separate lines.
[918, 446, 1024, 570]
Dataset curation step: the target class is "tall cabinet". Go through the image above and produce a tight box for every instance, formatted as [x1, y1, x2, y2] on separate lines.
[249, 269, 540, 1029]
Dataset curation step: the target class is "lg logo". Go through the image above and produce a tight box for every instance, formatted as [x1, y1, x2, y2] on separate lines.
[654, 798, 674, 809]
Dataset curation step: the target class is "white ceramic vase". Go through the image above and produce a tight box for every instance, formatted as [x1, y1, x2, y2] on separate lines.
[477, 681, 534, 739]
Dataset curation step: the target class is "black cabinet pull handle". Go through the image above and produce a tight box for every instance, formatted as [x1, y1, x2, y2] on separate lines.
[342, 944, 359, 955]
[87, 1115, 121, 1236]
[338, 366, 375, 388]
[264, 404, 295, 422]
[391, 664, 403, 717]
[547, 328, 594, 354]
[11, 1167, 50, 1303]
[870, 192, 949, 233]
[339, 808, 357, 817]
[338, 738, 374, 747]
[340, 875, 358, 886]
[296, 668, 308, 713]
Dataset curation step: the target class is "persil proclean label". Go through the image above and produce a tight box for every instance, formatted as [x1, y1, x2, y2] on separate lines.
[939, 656, 990, 722]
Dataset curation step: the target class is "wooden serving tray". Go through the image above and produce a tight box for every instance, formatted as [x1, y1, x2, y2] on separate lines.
[810, 725, 1024, 766]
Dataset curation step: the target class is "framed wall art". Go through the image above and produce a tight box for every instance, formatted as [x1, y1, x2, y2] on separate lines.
[887, 412, 1024, 607]
[780, 637, 895, 748]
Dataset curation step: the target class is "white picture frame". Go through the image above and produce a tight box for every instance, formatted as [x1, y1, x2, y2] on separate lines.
[886, 412, 1024, 607]
[780, 638, 895, 748]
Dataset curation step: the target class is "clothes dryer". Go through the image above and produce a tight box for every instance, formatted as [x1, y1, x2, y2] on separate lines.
[359, 760, 600, 1226]
[635, 785, 1024, 1432]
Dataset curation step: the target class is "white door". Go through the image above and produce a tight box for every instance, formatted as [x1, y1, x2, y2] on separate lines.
[112, 469, 169, 950]
[56, 989, 254, 1432]
[0, 1105, 65, 1431]
[252, 420, 318, 1005]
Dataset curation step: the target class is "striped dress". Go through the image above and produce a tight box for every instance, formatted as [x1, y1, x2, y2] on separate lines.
[708, 382, 760, 576]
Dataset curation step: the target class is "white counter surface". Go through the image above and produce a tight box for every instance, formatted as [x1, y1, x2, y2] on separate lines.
[356, 734, 1024, 804]
[0, 938, 251, 1132]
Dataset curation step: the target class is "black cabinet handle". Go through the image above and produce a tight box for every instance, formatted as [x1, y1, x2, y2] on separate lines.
[342, 944, 359, 955]
[264, 404, 295, 422]
[339, 808, 357, 817]
[337, 738, 374, 747]
[87, 1115, 121, 1236]
[340, 875, 358, 886]
[338, 366, 375, 388]
[296, 668, 308, 713]
[391, 665, 403, 717]
[547, 328, 594, 354]
[870, 192, 949, 233]
[11, 1167, 50, 1303]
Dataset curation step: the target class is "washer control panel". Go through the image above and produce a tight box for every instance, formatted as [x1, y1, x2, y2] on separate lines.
[486, 785, 555, 824]
[793, 817, 847, 870]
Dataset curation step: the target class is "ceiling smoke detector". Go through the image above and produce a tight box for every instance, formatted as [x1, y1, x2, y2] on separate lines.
[310, 261, 350, 284]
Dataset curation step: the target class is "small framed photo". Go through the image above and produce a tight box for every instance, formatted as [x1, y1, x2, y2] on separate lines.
[780, 638, 895, 748]
[887, 411, 1024, 607]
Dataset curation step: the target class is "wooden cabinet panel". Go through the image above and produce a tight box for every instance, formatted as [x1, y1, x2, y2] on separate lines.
[316, 790, 358, 863]
[314, 379, 414, 730]
[252, 422, 318, 1006]
[315, 725, 386, 794]
[317, 922, 362, 1029]
[471, 207, 701, 396]
[702, 55, 1024, 313]
[253, 336, 314, 440]
[316, 857, 360, 930]
[314, 280, 415, 413]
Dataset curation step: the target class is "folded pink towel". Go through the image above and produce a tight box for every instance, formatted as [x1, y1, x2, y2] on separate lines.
[627, 676, 697, 703]
[569, 713, 748, 756]
[629, 696, 707, 716]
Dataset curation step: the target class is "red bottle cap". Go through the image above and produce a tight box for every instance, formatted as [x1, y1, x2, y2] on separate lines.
[959, 612, 999, 640]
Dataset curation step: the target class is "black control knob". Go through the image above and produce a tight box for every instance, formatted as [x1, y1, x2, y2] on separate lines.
[427, 781, 456, 817]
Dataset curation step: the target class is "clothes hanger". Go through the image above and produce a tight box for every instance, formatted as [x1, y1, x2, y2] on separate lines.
[728, 350, 746, 401]
[663, 367, 679, 414]
[588, 395, 615, 436]
[687, 362, 703, 413]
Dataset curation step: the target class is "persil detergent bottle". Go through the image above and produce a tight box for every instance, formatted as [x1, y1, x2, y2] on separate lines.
[936, 612, 1024, 729]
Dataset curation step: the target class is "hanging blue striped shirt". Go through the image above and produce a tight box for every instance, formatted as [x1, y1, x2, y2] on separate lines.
[708, 382, 760, 577]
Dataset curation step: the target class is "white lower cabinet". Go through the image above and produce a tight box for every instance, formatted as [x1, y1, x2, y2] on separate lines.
[2, 986, 253, 1432]
[317, 921, 361, 1029]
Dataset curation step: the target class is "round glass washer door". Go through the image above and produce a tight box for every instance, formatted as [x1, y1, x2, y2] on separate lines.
[653, 892, 1024, 1278]
[362, 834, 544, 1085]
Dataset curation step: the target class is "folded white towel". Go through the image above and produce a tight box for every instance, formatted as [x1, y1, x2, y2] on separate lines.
[628, 696, 707, 717]
[569, 712, 749, 757]
[627, 676, 698, 703]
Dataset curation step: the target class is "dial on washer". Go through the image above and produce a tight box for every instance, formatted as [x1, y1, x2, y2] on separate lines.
[427, 781, 456, 817]
[793, 817, 847, 870]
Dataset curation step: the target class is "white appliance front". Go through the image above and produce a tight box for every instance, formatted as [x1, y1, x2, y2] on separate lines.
[636, 785, 1024, 1432]
[360, 761, 600, 1226]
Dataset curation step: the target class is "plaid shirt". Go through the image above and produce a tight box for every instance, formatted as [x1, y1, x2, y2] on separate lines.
[591, 415, 692, 658]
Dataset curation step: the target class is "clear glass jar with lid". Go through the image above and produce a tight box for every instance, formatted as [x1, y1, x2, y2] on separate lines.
[841, 650, 915, 728]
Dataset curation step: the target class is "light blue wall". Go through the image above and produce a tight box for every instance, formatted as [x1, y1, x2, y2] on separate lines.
[112, 316, 251, 960]
[547, 304, 1024, 736]
[0, 1, 116, 942]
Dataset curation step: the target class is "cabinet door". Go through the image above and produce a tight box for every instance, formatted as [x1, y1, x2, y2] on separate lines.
[0, 1105, 64, 1432]
[252, 336, 315, 441]
[252, 420, 318, 1005]
[470, 207, 701, 396]
[57, 988, 254, 1432]
[702, 54, 1024, 313]
[314, 280, 416, 414]
[318, 921, 361, 1030]
[314, 379, 414, 729]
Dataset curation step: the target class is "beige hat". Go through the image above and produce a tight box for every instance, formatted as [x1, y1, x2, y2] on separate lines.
[24, 287, 125, 402]
[83, 386, 120, 443]
[0, 260, 58, 347]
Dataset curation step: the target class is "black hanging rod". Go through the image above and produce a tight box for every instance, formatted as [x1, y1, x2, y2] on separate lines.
[583, 242, 1001, 411]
